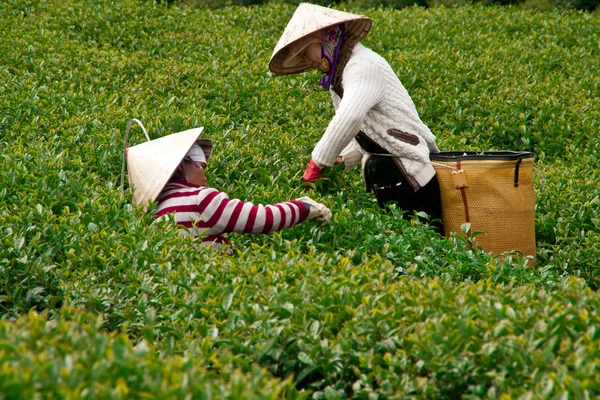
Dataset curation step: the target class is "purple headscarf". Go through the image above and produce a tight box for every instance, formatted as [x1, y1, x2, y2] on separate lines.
[319, 24, 345, 91]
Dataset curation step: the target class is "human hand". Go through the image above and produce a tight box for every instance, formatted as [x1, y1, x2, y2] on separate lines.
[301, 159, 324, 185]
[297, 196, 332, 224]
[333, 156, 346, 172]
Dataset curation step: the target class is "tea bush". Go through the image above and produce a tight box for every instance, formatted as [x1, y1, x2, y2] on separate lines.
[0, 308, 291, 398]
[181, 0, 600, 12]
[1, 0, 600, 397]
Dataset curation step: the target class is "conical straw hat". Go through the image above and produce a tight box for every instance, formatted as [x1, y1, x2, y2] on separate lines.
[269, 3, 372, 76]
[126, 127, 204, 209]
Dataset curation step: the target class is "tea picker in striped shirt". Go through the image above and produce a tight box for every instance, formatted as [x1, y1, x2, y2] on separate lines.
[124, 127, 332, 254]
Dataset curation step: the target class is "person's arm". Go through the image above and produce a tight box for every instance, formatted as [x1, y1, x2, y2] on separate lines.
[338, 139, 363, 170]
[312, 60, 385, 167]
[302, 61, 385, 184]
[330, 90, 342, 111]
[196, 188, 328, 235]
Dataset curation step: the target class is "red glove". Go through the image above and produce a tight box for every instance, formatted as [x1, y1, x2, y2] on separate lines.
[302, 159, 324, 184]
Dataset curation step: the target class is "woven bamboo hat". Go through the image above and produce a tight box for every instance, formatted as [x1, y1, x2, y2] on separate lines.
[269, 3, 372, 75]
[125, 127, 210, 209]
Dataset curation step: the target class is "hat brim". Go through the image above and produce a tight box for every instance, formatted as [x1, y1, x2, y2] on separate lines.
[269, 3, 372, 76]
[270, 13, 371, 75]
[126, 128, 205, 209]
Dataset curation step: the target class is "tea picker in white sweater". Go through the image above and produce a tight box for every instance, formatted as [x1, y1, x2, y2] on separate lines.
[269, 3, 443, 230]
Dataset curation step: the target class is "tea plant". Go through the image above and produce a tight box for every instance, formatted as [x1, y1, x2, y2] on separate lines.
[1, 0, 600, 397]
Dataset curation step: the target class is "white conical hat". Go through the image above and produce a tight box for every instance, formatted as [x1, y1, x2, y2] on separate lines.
[269, 3, 372, 76]
[126, 127, 204, 209]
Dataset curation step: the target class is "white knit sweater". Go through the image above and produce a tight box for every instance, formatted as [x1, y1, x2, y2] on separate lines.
[311, 44, 440, 189]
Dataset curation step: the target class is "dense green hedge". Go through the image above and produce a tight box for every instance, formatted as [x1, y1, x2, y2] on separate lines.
[3, 278, 599, 398]
[1, 0, 600, 397]
[0, 308, 291, 398]
[180, 0, 600, 12]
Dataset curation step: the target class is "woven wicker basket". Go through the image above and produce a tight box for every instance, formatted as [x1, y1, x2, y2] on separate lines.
[430, 151, 536, 265]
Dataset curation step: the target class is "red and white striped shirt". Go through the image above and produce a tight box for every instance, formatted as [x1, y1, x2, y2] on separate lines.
[155, 181, 309, 251]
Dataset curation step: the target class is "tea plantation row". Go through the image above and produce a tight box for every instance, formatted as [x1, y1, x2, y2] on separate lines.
[1, 0, 599, 398]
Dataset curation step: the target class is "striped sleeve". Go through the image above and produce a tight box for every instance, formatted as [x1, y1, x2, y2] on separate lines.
[197, 190, 310, 235]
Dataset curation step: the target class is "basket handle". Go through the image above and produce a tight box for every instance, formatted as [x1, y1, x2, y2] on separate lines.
[121, 119, 151, 195]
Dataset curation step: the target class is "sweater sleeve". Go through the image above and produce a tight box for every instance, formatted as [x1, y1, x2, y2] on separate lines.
[312, 60, 385, 167]
[339, 139, 363, 170]
[197, 188, 310, 235]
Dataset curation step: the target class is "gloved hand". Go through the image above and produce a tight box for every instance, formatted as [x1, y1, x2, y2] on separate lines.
[301, 159, 324, 184]
[297, 196, 332, 223]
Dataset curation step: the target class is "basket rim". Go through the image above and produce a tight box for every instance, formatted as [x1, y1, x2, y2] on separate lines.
[431, 151, 533, 161]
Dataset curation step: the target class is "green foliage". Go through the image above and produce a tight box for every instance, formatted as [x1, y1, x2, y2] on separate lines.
[553, 0, 600, 10]
[344, 0, 430, 10]
[1, 0, 600, 397]
[0, 308, 291, 398]
[178, 0, 600, 12]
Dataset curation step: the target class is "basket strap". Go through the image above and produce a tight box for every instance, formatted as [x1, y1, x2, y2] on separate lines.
[514, 158, 522, 187]
[457, 160, 471, 226]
